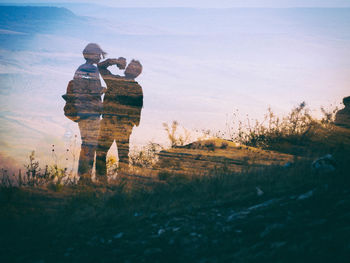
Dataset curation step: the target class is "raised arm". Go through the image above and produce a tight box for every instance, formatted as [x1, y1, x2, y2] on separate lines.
[98, 58, 126, 72]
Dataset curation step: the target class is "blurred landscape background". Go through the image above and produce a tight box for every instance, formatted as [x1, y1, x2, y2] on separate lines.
[0, 2, 350, 171]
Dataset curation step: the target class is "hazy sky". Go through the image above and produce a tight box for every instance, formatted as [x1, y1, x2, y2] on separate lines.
[1, 0, 350, 7]
[1, 3, 350, 169]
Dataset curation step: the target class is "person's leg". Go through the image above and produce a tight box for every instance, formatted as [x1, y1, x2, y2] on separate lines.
[96, 118, 114, 180]
[78, 117, 100, 182]
[115, 120, 133, 172]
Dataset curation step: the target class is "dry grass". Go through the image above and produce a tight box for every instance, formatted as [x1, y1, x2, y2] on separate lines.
[1, 103, 350, 262]
[218, 102, 345, 156]
[1, 145, 350, 262]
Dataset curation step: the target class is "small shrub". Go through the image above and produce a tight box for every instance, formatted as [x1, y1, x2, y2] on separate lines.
[130, 142, 163, 168]
[163, 121, 192, 148]
[24, 151, 41, 186]
[49, 165, 67, 185]
[204, 141, 216, 151]
[220, 141, 228, 149]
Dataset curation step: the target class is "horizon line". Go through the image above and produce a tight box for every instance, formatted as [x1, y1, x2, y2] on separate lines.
[1, 3, 350, 9]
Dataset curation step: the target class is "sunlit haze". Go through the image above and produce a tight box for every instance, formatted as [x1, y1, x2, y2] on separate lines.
[0, 2, 350, 170]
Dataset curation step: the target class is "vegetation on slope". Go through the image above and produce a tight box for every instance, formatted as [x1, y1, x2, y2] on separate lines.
[1, 103, 350, 262]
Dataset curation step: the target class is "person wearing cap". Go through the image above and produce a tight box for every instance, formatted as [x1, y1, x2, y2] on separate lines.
[96, 59, 143, 180]
[335, 96, 350, 129]
[65, 43, 117, 182]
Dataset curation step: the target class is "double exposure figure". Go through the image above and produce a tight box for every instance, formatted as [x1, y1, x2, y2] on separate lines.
[63, 43, 105, 182]
[63, 43, 143, 183]
[96, 59, 143, 181]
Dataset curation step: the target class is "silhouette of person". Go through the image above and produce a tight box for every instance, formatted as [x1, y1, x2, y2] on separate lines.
[96, 59, 143, 180]
[335, 96, 350, 129]
[63, 43, 107, 182]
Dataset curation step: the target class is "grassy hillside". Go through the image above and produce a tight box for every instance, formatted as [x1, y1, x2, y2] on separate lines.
[1, 105, 350, 262]
[1, 152, 350, 262]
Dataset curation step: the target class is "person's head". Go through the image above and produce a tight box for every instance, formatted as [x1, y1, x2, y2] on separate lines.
[343, 96, 350, 107]
[82, 43, 106, 64]
[124, 60, 142, 80]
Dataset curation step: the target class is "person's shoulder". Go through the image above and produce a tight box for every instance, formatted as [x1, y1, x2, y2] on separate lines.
[74, 63, 100, 80]
[123, 80, 140, 86]
[76, 63, 98, 73]
[122, 78, 139, 84]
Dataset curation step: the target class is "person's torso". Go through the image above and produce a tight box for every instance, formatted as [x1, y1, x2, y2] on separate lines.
[70, 63, 103, 117]
[104, 79, 143, 107]
[102, 79, 143, 120]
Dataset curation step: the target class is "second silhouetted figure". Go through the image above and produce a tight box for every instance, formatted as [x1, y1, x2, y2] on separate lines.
[96, 59, 143, 181]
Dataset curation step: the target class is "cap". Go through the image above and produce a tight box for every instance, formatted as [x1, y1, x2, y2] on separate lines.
[82, 43, 107, 58]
